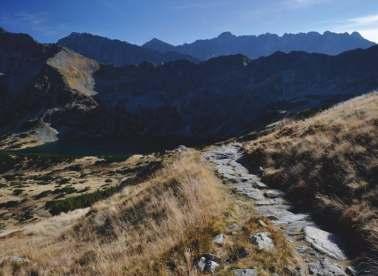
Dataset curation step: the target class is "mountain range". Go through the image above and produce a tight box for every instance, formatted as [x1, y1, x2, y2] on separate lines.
[144, 31, 375, 60]
[57, 31, 374, 67]
[58, 32, 198, 66]
[1, 28, 378, 149]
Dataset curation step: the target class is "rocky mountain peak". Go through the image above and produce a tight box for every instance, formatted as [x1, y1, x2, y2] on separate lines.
[217, 31, 236, 39]
[142, 38, 176, 53]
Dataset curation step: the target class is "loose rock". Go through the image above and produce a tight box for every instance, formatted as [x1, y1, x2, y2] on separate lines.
[264, 190, 283, 198]
[213, 233, 225, 246]
[250, 232, 275, 251]
[197, 254, 220, 273]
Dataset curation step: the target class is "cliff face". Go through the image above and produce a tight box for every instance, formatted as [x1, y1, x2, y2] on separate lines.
[1, 30, 378, 148]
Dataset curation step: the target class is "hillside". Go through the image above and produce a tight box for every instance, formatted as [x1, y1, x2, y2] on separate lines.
[0, 149, 297, 275]
[58, 33, 197, 66]
[242, 92, 378, 272]
[143, 31, 375, 60]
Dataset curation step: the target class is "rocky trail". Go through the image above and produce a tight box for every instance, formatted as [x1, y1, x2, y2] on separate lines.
[204, 144, 354, 276]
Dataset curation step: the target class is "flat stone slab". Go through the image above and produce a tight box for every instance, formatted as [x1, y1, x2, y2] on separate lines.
[232, 268, 258, 276]
[252, 180, 268, 189]
[255, 207, 298, 222]
[264, 190, 283, 198]
[304, 226, 347, 260]
[243, 189, 265, 200]
[254, 198, 286, 206]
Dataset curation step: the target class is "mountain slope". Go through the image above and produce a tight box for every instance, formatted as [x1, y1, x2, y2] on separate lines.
[144, 31, 375, 60]
[242, 92, 378, 272]
[0, 30, 99, 149]
[2, 30, 378, 149]
[58, 33, 197, 66]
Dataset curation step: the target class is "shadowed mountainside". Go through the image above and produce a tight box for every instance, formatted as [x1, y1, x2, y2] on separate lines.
[1, 29, 378, 149]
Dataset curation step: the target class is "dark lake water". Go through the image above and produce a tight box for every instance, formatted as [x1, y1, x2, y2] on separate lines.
[17, 137, 201, 156]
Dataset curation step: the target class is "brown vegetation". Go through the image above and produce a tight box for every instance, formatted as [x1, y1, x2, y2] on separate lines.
[243, 92, 378, 260]
[0, 149, 296, 275]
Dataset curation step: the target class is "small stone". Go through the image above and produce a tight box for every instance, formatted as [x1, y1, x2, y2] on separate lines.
[232, 268, 258, 276]
[226, 223, 241, 235]
[0, 256, 30, 266]
[258, 219, 267, 227]
[213, 234, 225, 246]
[249, 232, 275, 251]
[264, 190, 283, 198]
[197, 254, 220, 273]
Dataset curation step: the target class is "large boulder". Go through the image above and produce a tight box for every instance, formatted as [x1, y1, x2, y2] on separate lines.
[232, 268, 258, 276]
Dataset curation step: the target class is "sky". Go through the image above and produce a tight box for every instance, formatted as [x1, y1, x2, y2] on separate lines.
[1, 0, 378, 45]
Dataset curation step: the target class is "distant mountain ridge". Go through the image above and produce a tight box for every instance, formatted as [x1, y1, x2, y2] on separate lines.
[57, 32, 197, 66]
[57, 31, 374, 67]
[143, 31, 375, 60]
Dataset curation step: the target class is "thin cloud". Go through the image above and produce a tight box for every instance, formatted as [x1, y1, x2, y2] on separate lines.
[349, 14, 378, 27]
[170, 0, 230, 10]
[330, 13, 378, 43]
[285, 0, 332, 8]
[0, 11, 68, 38]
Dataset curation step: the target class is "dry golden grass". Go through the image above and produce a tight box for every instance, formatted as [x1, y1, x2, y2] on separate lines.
[243, 92, 378, 259]
[0, 149, 297, 275]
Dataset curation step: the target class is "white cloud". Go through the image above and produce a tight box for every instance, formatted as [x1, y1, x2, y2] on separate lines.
[349, 14, 378, 26]
[358, 29, 378, 43]
[0, 11, 70, 40]
[331, 13, 378, 43]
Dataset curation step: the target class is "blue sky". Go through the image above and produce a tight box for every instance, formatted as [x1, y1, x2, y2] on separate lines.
[1, 0, 378, 45]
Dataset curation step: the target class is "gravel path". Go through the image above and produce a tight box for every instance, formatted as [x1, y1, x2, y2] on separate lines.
[204, 143, 354, 276]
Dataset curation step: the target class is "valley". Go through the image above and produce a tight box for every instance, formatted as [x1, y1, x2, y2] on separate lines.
[0, 22, 377, 275]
